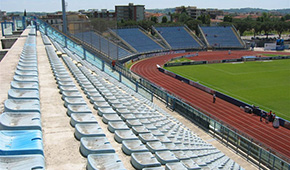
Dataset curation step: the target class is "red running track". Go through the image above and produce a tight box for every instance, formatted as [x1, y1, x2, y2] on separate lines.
[131, 50, 290, 161]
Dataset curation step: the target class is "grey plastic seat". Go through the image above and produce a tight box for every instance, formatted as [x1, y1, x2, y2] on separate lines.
[59, 86, 78, 94]
[10, 81, 39, 90]
[87, 153, 126, 170]
[67, 105, 92, 116]
[8, 89, 39, 100]
[74, 123, 105, 140]
[120, 114, 136, 121]
[108, 121, 130, 133]
[90, 96, 106, 104]
[131, 152, 161, 169]
[192, 158, 207, 167]
[56, 77, 72, 83]
[172, 151, 190, 160]
[114, 130, 138, 143]
[146, 141, 169, 153]
[86, 91, 102, 99]
[150, 129, 164, 136]
[0, 154, 45, 170]
[70, 113, 98, 127]
[116, 108, 131, 115]
[155, 151, 179, 165]
[121, 140, 149, 155]
[183, 150, 198, 159]
[126, 119, 142, 128]
[4, 99, 40, 113]
[139, 119, 151, 124]
[132, 125, 150, 135]
[13, 75, 38, 83]
[144, 124, 158, 130]
[15, 70, 38, 77]
[165, 162, 188, 170]
[64, 98, 86, 107]
[139, 133, 159, 144]
[143, 167, 165, 170]
[102, 114, 122, 124]
[57, 81, 75, 88]
[62, 91, 82, 100]
[111, 104, 126, 111]
[16, 66, 37, 72]
[107, 99, 121, 105]
[93, 101, 110, 110]
[80, 137, 115, 157]
[180, 159, 201, 170]
[0, 112, 41, 130]
[97, 107, 116, 116]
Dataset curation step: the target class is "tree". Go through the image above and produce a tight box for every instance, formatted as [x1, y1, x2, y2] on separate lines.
[198, 14, 211, 25]
[162, 16, 168, 23]
[151, 16, 157, 23]
[234, 20, 249, 36]
[274, 21, 287, 39]
[186, 19, 201, 35]
[252, 21, 262, 37]
[284, 14, 290, 20]
[223, 15, 232, 22]
[179, 12, 190, 23]
[137, 20, 154, 31]
[24, 9, 27, 17]
[261, 21, 273, 38]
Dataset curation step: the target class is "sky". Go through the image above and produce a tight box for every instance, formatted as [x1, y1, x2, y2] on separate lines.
[0, 0, 290, 12]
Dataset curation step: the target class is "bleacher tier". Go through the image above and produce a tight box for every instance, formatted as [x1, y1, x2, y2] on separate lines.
[200, 26, 244, 48]
[155, 26, 202, 49]
[114, 28, 164, 53]
[74, 31, 132, 60]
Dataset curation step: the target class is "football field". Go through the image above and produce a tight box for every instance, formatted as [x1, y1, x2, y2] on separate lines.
[165, 59, 290, 120]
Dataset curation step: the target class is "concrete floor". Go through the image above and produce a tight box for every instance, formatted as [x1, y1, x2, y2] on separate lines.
[0, 29, 258, 170]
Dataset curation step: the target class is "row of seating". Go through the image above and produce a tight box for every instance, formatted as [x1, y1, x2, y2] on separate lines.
[58, 41, 244, 169]
[113, 28, 164, 53]
[44, 37, 127, 170]
[200, 26, 244, 48]
[155, 26, 202, 49]
[74, 31, 132, 60]
[0, 27, 45, 169]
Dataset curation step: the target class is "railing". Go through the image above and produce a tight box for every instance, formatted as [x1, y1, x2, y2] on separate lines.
[37, 18, 290, 170]
[37, 19, 153, 103]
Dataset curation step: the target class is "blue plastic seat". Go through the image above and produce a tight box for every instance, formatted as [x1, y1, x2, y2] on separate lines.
[0, 130, 43, 155]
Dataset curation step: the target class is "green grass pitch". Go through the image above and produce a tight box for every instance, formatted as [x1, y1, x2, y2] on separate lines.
[165, 59, 290, 121]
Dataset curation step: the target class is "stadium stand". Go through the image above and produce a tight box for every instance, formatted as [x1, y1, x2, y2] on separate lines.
[1, 21, 261, 169]
[154, 26, 204, 50]
[199, 26, 245, 48]
[112, 28, 164, 53]
[0, 27, 45, 169]
[74, 31, 132, 60]
[44, 31, 244, 169]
